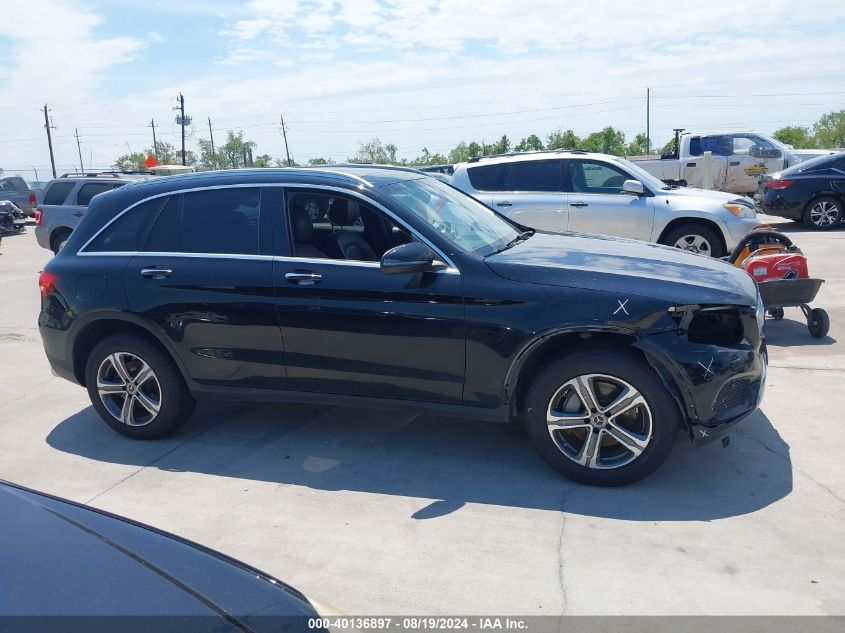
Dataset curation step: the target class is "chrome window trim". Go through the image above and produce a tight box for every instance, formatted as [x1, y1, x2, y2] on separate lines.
[77, 182, 459, 274]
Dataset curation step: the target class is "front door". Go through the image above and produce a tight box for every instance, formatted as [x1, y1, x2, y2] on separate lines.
[565, 159, 655, 241]
[492, 159, 569, 232]
[125, 187, 285, 390]
[272, 187, 466, 403]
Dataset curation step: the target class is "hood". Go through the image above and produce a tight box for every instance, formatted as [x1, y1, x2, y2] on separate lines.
[486, 232, 758, 307]
[0, 481, 317, 624]
[660, 186, 753, 206]
[786, 149, 837, 162]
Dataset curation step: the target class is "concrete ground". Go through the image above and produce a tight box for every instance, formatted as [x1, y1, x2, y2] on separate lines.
[0, 217, 843, 615]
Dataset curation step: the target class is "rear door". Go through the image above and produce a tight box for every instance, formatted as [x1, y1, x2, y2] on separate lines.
[124, 186, 286, 390]
[565, 159, 655, 241]
[492, 159, 568, 232]
[71, 182, 123, 227]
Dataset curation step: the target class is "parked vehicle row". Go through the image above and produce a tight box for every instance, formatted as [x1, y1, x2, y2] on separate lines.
[450, 150, 760, 257]
[0, 175, 37, 217]
[630, 130, 835, 195]
[39, 166, 766, 486]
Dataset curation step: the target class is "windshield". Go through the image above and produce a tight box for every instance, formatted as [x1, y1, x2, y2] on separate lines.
[611, 157, 671, 191]
[380, 177, 521, 256]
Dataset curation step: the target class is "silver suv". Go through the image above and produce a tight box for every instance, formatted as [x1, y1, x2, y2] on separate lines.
[450, 150, 759, 257]
[35, 173, 150, 254]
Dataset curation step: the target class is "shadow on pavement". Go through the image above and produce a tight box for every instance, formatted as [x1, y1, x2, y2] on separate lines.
[764, 317, 837, 347]
[47, 402, 792, 522]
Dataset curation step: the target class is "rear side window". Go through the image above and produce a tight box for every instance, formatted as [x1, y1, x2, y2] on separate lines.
[42, 182, 76, 205]
[85, 198, 166, 253]
[505, 160, 563, 192]
[467, 164, 507, 191]
[76, 183, 119, 206]
[142, 188, 261, 255]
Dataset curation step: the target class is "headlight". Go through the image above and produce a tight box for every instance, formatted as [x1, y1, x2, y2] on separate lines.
[723, 202, 757, 219]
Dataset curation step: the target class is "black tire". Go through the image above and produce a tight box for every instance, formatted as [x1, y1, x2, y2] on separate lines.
[661, 223, 725, 258]
[803, 196, 843, 230]
[524, 349, 680, 486]
[85, 335, 195, 439]
[51, 229, 71, 255]
[808, 308, 830, 339]
[768, 307, 784, 320]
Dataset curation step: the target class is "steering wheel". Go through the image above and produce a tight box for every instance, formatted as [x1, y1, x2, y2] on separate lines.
[433, 220, 457, 241]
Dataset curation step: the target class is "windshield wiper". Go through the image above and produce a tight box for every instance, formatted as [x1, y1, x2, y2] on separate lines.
[491, 230, 533, 254]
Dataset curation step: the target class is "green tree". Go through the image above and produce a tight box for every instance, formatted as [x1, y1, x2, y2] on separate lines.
[114, 141, 195, 171]
[812, 110, 845, 148]
[413, 147, 449, 165]
[772, 126, 814, 149]
[488, 134, 511, 155]
[216, 130, 257, 169]
[350, 138, 403, 164]
[253, 154, 273, 167]
[308, 157, 335, 165]
[546, 128, 580, 150]
[114, 151, 147, 172]
[625, 133, 652, 156]
[196, 138, 226, 170]
[579, 126, 626, 155]
[514, 134, 544, 152]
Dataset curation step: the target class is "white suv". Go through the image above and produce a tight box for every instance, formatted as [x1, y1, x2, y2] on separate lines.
[450, 150, 759, 257]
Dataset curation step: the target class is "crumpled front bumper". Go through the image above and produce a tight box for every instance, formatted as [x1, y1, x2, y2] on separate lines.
[635, 332, 767, 445]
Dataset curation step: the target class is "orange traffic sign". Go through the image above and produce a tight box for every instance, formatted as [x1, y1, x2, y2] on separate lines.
[144, 154, 158, 168]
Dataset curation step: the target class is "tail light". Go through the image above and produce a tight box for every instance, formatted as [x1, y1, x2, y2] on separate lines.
[35, 208, 42, 225]
[764, 180, 793, 190]
[39, 271, 58, 298]
[29, 192, 37, 206]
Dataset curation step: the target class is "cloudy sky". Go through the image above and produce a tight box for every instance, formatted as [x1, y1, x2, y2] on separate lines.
[1, 0, 844, 177]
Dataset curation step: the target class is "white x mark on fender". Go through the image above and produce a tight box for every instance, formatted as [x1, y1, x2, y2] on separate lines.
[697, 358, 716, 377]
[613, 299, 629, 316]
[699, 429, 709, 438]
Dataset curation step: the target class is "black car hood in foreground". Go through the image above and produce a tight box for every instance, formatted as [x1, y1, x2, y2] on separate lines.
[0, 480, 319, 630]
[486, 231, 758, 307]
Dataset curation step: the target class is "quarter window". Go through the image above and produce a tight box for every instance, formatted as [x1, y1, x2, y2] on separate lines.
[85, 198, 166, 252]
[467, 164, 507, 191]
[76, 183, 120, 206]
[42, 182, 75, 205]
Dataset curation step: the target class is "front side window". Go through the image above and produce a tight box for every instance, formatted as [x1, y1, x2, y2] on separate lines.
[505, 160, 563, 192]
[85, 198, 167, 252]
[285, 190, 411, 261]
[568, 160, 631, 194]
[380, 177, 520, 256]
[42, 182, 76, 205]
[139, 188, 261, 255]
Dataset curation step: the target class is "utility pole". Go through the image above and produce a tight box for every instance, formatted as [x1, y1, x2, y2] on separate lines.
[280, 115, 292, 166]
[149, 118, 159, 161]
[32, 166, 39, 180]
[646, 87, 651, 155]
[174, 94, 190, 166]
[247, 146, 253, 167]
[42, 104, 57, 179]
[208, 117, 216, 170]
[242, 145, 248, 168]
[74, 128, 84, 174]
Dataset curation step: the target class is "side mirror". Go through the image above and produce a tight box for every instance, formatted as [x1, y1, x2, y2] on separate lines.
[380, 242, 436, 275]
[621, 179, 645, 196]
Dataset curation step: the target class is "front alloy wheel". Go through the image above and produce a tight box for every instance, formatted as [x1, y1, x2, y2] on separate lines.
[525, 350, 679, 485]
[673, 234, 712, 255]
[546, 374, 653, 469]
[97, 352, 162, 426]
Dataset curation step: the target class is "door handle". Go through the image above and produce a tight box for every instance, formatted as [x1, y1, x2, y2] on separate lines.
[496, 201, 512, 207]
[730, 161, 740, 166]
[570, 201, 588, 208]
[686, 162, 696, 167]
[72, 211, 83, 217]
[140, 267, 173, 280]
[285, 271, 322, 285]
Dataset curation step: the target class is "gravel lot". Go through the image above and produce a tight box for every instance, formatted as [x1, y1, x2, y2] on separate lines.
[1, 218, 843, 615]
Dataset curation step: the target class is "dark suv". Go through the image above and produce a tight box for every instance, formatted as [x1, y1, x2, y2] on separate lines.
[38, 166, 766, 485]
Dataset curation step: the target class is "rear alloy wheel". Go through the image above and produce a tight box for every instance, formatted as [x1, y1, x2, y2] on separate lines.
[52, 231, 71, 255]
[524, 351, 679, 485]
[662, 224, 724, 258]
[804, 197, 843, 230]
[85, 335, 195, 439]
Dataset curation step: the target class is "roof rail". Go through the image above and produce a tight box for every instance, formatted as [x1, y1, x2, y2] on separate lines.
[467, 149, 587, 163]
[327, 163, 426, 175]
[59, 171, 130, 178]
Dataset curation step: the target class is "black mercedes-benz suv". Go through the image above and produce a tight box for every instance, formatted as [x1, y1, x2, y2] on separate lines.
[38, 166, 766, 485]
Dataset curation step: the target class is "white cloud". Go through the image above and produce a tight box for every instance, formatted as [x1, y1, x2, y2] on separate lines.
[148, 31, 165, 43]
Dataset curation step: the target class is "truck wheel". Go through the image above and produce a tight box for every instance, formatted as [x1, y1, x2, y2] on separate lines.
[803, 197, 842, 230]
[51, 229, 71, 254]
[85, 335, 195, 440]
[661, 224, 724, 257]
[523, 350, 679, 486]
